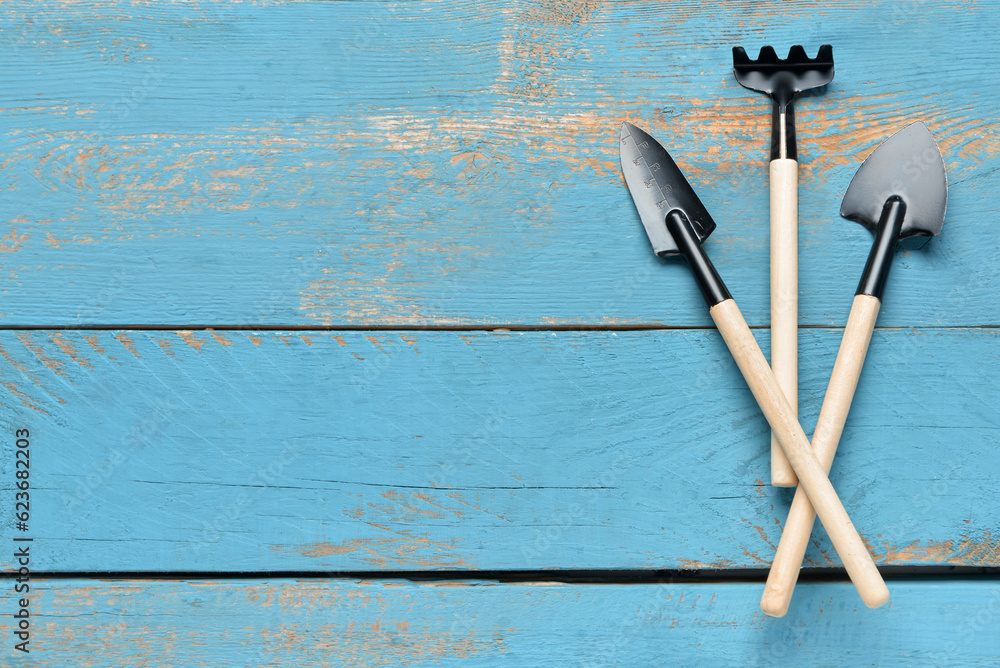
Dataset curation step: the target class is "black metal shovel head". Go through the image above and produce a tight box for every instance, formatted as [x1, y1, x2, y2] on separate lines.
[732, 45, 834, 99]
[840, 122, 948, 238]
[619, 122, 716, 256]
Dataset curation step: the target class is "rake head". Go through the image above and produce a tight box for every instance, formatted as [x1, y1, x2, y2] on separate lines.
[733, 45, 834, 108]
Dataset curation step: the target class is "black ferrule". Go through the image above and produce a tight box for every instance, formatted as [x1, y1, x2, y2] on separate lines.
[856, 198, 906, 300]
[665, 210, 732, 307]
[769, 96, 797, 161]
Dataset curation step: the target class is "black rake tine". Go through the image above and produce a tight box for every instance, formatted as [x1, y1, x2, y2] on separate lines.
[733, 44, 833, 66]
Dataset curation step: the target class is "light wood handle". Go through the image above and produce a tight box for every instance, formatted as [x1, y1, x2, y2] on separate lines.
[709, 298, 889, 610]
[770, 159, 799, 487]
[760, 294, 882, 617]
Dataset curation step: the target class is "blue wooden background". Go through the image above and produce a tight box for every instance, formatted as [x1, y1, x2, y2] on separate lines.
[1, 0, 998, 665]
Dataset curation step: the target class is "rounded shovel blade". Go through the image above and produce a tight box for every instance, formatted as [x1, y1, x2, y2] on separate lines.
[840, 122, 948, 238]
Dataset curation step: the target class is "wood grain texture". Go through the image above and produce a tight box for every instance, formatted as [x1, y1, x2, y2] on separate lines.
[3, 578, 1000, 666]
[0, 0, 997, 327]
[0, 328, 996, 572]
[0, 1, 997, 661]
[769, 159, 799, 486]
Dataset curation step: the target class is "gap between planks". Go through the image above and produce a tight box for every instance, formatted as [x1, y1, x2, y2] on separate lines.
[0, 324, 997, 332]
[4, 567, 999, 584]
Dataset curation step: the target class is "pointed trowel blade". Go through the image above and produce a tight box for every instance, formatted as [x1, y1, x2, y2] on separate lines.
[840, 122, 948, 238]
[619, 122, 716, 256]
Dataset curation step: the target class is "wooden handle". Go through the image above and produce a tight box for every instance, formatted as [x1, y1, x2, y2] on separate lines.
[769, 159, 799, 487]
[761, 294, 882, 617]
[709, 298, 889, 610]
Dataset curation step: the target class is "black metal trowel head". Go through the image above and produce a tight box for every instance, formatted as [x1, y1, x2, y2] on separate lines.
[732, 45, 835, 108]
[619, 122, 731, 306]
[840, 121, 948, 239]
[619, 122, 716, 257]
[841, 122, 948, 300]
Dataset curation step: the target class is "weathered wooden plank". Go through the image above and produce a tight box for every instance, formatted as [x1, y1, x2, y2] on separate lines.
[0, 328, 995, 572]
[0, 0, 997, 326]
[3, 578, 999, 666]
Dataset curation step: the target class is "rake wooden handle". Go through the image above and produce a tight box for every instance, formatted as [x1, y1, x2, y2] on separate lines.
[760, 293, 882, 617]
[769, 158, 799, 487]
[709, 298, 889, 610]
